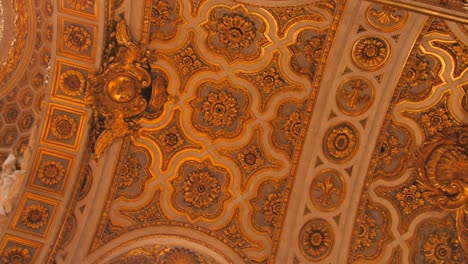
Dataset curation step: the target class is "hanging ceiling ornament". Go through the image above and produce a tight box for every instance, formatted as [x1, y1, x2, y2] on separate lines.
[85, 16, 168, 159]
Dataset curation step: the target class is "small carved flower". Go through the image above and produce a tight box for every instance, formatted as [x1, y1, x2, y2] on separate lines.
[38, 160, 65, 185]
[64, 25, 92, 52]
[216, 14, 256, 49]
[380, 134, 399, 165]
[424, 232, 462, 264]
[282, 112, 303, 143]
[1, 246, 31, 264]
[158, 126, 183, 152]
[202, 91, 239, 128]
[263, 192, 283, 226]
[421, 108, 453, 136]
[51, 115, 77, 140]
[237, 145, 264, 173]
[66, 0, 93, 10]
[353, 37, 389, 69]
[151, 0, 170, 28]
[182, 170, 220, 208]
[119, 154, 140, 188]
[326, 125, 357, 159]
[59, 70, 85, 96]
[302, 223, 331, 258]
[395, 185, 425, 215]
[22, 204, 49, 229]
[158, 248, 204, 264]
[223, 225, 246, 248]
[255, 67, 283, 94]
[303, 36, 324, 64]
[356, 213, 377, 250]
[174, 47, 202, 75]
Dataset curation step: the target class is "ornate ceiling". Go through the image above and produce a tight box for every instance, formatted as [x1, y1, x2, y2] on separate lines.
[0, 0, 466, 263]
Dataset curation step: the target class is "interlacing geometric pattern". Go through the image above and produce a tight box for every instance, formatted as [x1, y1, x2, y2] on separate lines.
[0, 0, 466, 263]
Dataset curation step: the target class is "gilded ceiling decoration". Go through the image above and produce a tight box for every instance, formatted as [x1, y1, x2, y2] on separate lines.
[0, 0, 466, 263]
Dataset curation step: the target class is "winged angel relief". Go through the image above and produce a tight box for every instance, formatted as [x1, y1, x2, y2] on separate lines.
[86, 17, 167, 158]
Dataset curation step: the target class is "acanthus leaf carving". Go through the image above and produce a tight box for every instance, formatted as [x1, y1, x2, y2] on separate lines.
[85, 17, 168, 159]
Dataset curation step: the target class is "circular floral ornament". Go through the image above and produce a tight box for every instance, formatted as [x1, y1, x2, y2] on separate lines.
[38, 160, 65, 185]
[263, 192, 283, 227]
[299, 218, 334, 261]
[352, 36, 390, 71]
[1, 246, 31, 264]
[22, 204, 49, 229]
[64, 25, 92, 52]
[323, 122, 359, 163]
[158, 126, 184, 152]
[51, 114, 77, 140]
[237, 145, 264, 173]
[310, 169, 345, 211]
[202, 91, 239, 128]
[423, 231, 462, 264]
[216, 14, 256, 49]
[395, 184, 425, 215]
[157, 247, 205, 264]
[282, 111, 303, 144]
[182, 170, 220, 208]
[59, 70, 85, 96]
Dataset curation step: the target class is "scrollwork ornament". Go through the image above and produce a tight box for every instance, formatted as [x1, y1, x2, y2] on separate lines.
[366, 4, 408, 32]
[86, 17, 168, 159]
[413, 127, 468, 252]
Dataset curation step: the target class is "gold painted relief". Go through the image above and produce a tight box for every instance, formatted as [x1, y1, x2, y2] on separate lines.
[349, 17, 467, 262]
[299, 218, 334, 261]
[310, 169, 346, 211]
[366, 4, 408, 32]
[86, 18, 168, 158]
[28, 148, 75, 195]
[336, 77, 374, 116]
[0, 235, 42, 264]
[352, 36, 390, 71]
[57, 17, 98, 62]
[202, 4, 270, 63]
[323, 122, 359, 163]
[10, 193, 60, 238]
[40, 104, 86, 151]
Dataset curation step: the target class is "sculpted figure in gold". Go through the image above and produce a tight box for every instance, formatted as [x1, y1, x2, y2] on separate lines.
[414, 126, 468, 252]
[86, 17, 167, 158]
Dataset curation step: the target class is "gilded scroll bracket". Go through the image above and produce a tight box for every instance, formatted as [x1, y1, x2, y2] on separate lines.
[85, 17, 168, 159]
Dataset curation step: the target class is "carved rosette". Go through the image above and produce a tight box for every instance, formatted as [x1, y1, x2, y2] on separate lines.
[299, 218, 334, 261]
[170, 159, 231, 220]
[352, 36, 390, 71]
[323, 122, 359, 163]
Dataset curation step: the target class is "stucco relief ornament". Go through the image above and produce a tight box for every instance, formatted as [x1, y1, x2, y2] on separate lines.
[413, 127, 468, 252]
[86, 17, 168, 159]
